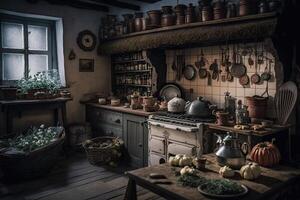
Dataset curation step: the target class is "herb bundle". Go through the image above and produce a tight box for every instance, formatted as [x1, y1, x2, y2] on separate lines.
[177, 174, 207, 187]
[201, 179, 244, 195]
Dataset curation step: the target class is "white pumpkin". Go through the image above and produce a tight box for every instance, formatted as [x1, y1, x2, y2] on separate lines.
[240, 162, 261, 180]
[178, 155, 193, 167]
[219, 166, 235, 178]
[180, 166, 195, 176]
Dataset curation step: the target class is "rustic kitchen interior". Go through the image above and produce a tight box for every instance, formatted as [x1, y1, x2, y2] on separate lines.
[0, 0, 299, 199]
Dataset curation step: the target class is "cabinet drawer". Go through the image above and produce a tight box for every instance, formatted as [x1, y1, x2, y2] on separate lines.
[97, 110, 122, 127]
[149, 153, 166, 166]
[149, 136, 165, 155]
[168, 142, 197, 157]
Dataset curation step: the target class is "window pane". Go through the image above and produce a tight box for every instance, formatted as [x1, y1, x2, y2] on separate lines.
[29, 54, 48, 76]
[1, 22, 24, 49]
[2, 53, 24, 80]
[28, 25, 48, 51]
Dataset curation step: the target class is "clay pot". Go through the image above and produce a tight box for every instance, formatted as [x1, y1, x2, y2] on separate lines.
[174, 4, 187, 16]
[162, 6, 173, 15]
[134, 12, 144, 32]
[161, 15, 175, 27]
[239, 0, 253, 16]
[185, 3, 196, 23]
[213, 1, 225, 20]
[215, 111, 230, 126]
[147, 10, 162, 26]
[246, 96, 268, 119]
[122, 14, 134, 34]
[202, 6, 213, 21]
[142, 96, 155, 106]
[142, 17, 149, 31]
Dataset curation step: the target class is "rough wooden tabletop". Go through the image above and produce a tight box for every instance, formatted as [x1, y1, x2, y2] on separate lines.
[126, 154, 300, 200]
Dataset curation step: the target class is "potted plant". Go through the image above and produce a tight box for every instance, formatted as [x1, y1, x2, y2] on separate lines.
[16, 70, 61, 99]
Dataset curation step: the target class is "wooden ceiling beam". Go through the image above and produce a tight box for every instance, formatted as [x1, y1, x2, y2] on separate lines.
[89, 0, 140, 10]
[44, 0, 109, 12]
[135, 0, 161, 3]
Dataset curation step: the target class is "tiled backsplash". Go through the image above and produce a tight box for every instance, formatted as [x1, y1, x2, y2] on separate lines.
[165, 43, 277, 118]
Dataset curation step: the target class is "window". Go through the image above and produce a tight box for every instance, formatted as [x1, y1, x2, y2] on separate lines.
[0, 14, 57, 85]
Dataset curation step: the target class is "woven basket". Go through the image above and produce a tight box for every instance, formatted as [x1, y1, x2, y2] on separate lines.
[0, 127, 65, 181]
[83, 136, 123, 165]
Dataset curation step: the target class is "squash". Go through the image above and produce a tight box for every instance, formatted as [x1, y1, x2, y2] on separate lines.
[180, 166, 196, 176]
[178, 155, 193, 167]
[240, 162, 261, 180]
[219, 166, 235, 178]
[169, 154, 193, 167]
[250, 138, 281, 167]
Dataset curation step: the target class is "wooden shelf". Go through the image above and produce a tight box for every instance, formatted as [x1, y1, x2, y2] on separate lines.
[112, 59, 146, 64]
[98, 12, 278, 54]
[115, 84, 151, 88]
[114, 70, 151, 74]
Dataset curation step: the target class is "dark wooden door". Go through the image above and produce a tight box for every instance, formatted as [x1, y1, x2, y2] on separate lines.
[123, 114, 147, 168]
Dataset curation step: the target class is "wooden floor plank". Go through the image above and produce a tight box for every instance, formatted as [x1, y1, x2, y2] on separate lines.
[25, 171, 116, 200]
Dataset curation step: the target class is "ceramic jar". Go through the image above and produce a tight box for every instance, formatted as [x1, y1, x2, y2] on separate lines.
[142, 96, 155, 106]
[161, 6, 175, 27]
[185, 3, 196, 23]
[174, 4, 187, 25]
[134, 12, 144, 32]
[122, 14, 134, 34]
[239, 0, 253, 16]
[147, 10, 162, 27]
[213, 0, 225, 20]
[215, 111, 230, 126]
[202, 6, 213, 21]
[226, 3, 237, 18]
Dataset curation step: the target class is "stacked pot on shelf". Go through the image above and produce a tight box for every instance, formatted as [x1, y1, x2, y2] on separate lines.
[99, 0, 282, 40]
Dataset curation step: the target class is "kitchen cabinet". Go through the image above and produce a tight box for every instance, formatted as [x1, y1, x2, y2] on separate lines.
[123, 114, 148, 168]
[85, 105, 148, 168]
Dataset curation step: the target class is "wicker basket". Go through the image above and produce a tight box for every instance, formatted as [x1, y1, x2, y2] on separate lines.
[83, 136, 123, 165]
[0, 127, 65, 181]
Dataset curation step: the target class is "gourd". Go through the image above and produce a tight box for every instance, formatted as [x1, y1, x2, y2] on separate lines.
[240, 162, 261, 180]
[178, 155, 193, 167]
[250, 139, 281, 167]
[180, 166, 196, 176]
[168, 154, 193, 167]
[219, 166, 235, 178]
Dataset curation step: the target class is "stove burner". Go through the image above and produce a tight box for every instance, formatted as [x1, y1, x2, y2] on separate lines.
[150, 112, 215, 127]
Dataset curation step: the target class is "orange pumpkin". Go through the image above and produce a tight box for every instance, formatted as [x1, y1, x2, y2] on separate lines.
[250, 139, 281, 167]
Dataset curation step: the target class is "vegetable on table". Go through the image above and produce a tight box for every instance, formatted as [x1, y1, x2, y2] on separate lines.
[240, 162, 261, 180]
[219, 166, 235, 178]
[201, 179, 244, 195]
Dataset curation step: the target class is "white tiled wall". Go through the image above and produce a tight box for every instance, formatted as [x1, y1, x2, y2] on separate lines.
[165, 43, 277, 117]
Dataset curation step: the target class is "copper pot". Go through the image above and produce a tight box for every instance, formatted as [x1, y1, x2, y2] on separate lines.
[134, 12, 144, 32]
[161, 15, 175, 26]
[202, 6, 213, 21]
[147, 10, 161, 26]
[215, 111, 230, 126]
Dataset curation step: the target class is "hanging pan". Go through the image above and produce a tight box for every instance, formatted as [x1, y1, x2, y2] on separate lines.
[183, 64, 196, 80]
[230, 46, 246, 78]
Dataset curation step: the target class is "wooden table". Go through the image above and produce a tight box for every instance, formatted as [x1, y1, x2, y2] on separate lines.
[0, 97, 72, 135]
[205, 123, 293, 161]
[124, 154, 300, 200]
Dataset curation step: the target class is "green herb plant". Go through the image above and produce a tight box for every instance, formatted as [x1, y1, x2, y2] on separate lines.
[1, 124, 60, 152]
[17, 70, 61, 96]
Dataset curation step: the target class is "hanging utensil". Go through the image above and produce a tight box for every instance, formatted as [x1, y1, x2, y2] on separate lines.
[195, 54, 201, 69]
[248, 48, 254, 67]
[199, 65, 208, 79]
[183, 64, 196, 80]
[261, 58, 272, 81]
[250, 45, 261, 84]
[207, 71, 212, 86]
[230, 45, 246, 78]
[199, 49, 207, 68]
[172, 51, 177, 71]
[261, 81, 269, 97]
[239, 74, 249, 86]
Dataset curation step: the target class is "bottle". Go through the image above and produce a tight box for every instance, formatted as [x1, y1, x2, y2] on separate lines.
[235, 100, 243, 125]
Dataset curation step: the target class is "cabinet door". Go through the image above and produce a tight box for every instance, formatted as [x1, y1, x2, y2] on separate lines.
[123, 114, 147, 168]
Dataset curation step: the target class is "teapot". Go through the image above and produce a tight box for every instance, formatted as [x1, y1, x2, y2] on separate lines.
[185, 96, 217, 117]
[215, 133, 248, 169]
[167, 96, 186, 113]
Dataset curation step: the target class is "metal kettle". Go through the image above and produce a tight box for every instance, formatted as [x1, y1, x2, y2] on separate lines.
[215, 133, 248, 169]
[185, 96, 217, 117]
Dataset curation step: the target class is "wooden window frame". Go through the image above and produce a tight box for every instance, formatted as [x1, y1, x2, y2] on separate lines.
[0, 13, 57, 86]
